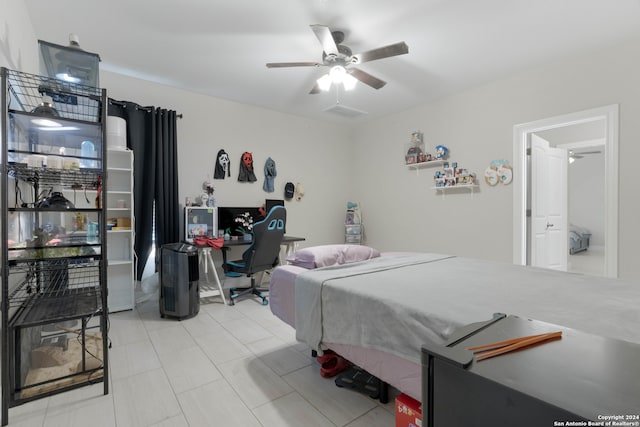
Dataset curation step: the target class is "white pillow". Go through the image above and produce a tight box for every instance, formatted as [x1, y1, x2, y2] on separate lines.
[286, 244, 381, 269]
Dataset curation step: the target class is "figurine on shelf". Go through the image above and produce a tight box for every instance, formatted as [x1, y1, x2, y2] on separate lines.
[405, 146, 423, 164]
[406, 131, 426, 164]
[434, 145, 449, 160]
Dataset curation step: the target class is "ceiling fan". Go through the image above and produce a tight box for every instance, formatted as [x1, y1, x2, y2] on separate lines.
[266, 25, 409, 94]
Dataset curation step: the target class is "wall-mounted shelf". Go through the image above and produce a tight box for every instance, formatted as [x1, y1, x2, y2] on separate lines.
[432, 184, 479, 191]
[432, 159, 478, 197]
[432, 184, 479, 198]
[407, 160, 445, 175]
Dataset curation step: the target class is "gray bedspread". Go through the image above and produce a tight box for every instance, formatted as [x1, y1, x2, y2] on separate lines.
[294, 253, 640, 363]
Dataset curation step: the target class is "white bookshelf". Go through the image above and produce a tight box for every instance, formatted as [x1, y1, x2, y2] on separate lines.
[106, 149, 135, 312]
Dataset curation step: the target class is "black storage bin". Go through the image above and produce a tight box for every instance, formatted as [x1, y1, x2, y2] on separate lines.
[159, 243, 200, 319]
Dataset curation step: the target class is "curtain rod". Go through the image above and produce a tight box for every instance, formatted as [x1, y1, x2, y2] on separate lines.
[108, 99, 183, 118]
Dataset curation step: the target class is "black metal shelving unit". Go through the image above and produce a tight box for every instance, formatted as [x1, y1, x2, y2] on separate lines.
[1, 68, 109, 426]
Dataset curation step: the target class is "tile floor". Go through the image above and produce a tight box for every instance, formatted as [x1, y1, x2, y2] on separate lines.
[567, 245, 605, 277]
[5, 294, 398, 426]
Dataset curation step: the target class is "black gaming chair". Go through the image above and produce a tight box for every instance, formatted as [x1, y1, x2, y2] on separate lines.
[223, 206, 286, 305]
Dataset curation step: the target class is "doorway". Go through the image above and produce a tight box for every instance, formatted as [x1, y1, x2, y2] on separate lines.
[529, 133, 568, 272]
[513, 105, 619, 278]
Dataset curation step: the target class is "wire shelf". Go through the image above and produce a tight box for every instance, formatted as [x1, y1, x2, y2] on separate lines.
[8, 246, 102, 263]
[5, 68, 102, 123]
[9, 258, 101, 298]
[2, 67, 109, 422]
[8, 163, 102, 188]
[11, 288, 101, 327]
[8, 258, 102, 327]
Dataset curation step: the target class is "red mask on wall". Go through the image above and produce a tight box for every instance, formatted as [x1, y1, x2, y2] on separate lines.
[242, 152, 253, 172]
[238, 151, 257, 182]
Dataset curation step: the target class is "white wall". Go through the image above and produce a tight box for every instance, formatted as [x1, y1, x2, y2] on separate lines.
[3, 2, 640, 279]
[351, 37, 640, 280]
[101, 72, 354, 247]
[569, 153, 605, 246]
[0, 0, 38, 73]
[1, 1, 354, 248]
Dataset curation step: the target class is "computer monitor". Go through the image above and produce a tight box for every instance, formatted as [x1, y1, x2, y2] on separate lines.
[184, 207, 217, 242]
[265, 199, 285, 213]
[217, 206, 263, 236]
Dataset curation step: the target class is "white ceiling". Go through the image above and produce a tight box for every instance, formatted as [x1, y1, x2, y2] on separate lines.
[536, 120, 605, 146]
[24, 0, 640, 125]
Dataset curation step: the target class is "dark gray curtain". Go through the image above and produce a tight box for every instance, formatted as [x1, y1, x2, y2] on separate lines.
[108, 100, 180, 280]
[154, 108, 179, 249]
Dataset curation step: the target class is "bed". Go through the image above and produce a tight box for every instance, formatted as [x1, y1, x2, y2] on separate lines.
[269, 245, 640, 402]
[569, 224, 592, 254]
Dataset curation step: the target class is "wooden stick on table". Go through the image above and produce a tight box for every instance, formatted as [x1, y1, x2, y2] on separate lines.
[470, 331, 563, 362]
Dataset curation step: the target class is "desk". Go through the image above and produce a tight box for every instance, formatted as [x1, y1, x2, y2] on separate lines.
[197, 236, 305, 305]
[220, 235, 305, 261]
[197, 247, 227, 305]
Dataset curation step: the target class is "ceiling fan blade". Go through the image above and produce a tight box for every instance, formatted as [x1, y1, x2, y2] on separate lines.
[352, 42, 409, 64]
[349, 67, 387, 89]
[310, 24, 339, 56]
[575, 150, 602, 155]
[266, 62, 322, 68]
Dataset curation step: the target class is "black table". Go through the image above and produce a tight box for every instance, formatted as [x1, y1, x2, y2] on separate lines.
[422, 314, 640, 426]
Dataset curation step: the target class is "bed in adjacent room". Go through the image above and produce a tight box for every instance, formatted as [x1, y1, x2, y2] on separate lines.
[269, 245, 640, 402]
[569, 224, 592, 254]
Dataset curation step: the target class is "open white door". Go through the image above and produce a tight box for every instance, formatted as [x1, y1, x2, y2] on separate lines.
[513, 104, 618, 277]
[530, 134, 568, 271]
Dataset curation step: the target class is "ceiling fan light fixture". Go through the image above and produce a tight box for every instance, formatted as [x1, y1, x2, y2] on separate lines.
[267, 25, 407, 95]
[317, 74, 332, 91]
[342, 73, 357, 91]
[317, 66, 357, 91]
[329, 65, 347, 83]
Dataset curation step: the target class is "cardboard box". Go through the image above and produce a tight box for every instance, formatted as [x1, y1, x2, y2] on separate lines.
[116, 217, 131, 228]
[395, 393, 422, 427]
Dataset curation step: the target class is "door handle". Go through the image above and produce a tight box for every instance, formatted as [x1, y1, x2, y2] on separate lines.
[546, 222, 554, 229]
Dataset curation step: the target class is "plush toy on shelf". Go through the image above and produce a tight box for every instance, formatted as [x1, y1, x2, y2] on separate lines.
[434, 145, 449, 160]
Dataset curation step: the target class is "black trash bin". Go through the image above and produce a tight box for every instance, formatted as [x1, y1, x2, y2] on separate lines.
[159, 242, 200, 320]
